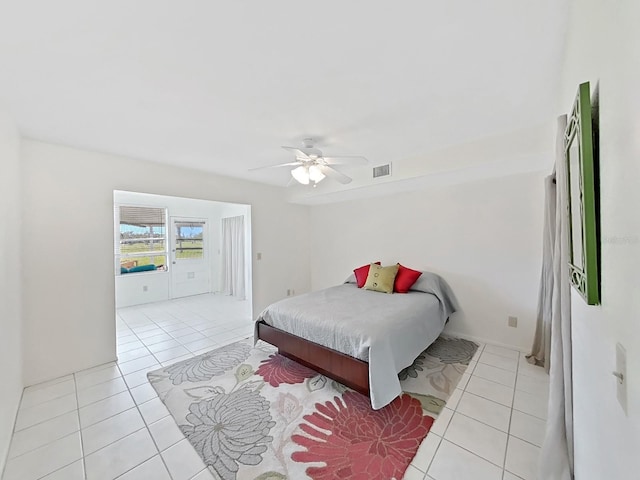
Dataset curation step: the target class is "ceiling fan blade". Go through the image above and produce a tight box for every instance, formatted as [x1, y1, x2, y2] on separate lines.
[322, 155, 369, 165]
[319, 164, 352, 184]
[285, 176, 297, 187]
[248, 161, 301, 171]
[281, 146, 311, 160]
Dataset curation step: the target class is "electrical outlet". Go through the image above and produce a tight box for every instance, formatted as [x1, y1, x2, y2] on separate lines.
[616, 343, 628, 415]
[142, 285, 148, 292]
[508, 316, 518, 328]
[286, 289, 291, 296]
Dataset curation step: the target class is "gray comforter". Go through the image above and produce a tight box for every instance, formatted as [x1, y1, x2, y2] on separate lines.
[254, 272, 459, 409]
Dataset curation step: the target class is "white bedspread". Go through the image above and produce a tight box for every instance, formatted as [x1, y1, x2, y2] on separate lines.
[255, 272, 459, 409]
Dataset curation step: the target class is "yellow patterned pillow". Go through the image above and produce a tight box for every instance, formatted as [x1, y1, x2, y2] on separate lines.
[363, 263, 399, 294]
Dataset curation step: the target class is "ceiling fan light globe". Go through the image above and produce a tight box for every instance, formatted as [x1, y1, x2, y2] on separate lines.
[308, 165, 326, 183]
[291, 165, 310, 185]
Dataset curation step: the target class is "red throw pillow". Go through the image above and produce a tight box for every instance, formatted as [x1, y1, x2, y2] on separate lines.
[394, 264, 422, 293]
[353, 262, 381, 288]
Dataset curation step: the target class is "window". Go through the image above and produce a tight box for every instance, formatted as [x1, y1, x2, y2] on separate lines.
[116, 205, 168, 273]
[174, 221, 205, 260]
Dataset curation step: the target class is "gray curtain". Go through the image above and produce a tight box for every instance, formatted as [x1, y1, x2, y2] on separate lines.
[220, 215, 246, 300]
[527, 174, 556, 372]
[537, 115, 574, 480]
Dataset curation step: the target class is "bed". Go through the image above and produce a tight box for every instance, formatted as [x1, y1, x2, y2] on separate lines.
[254, 271, 459, 409]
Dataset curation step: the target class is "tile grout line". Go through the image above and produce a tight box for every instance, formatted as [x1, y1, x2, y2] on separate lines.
[424, 433, 442, 475]
[471, 371, 516, 389]
[19, 374, 73, 394]
[513, 358, 550, 433]
[482, 348, 522, 361]
[90, 382, 161, 477]
[72, 372, 88, 479]
[506, 432, 544, 450]
[11, 297, 256, 479]
[74, 365, 120, 381]
[77, 377, 136, 410]
[13, 386, 77, 412]
[131, 303, 247, 337]
[79, 395, 145, 431]
[476, 359, 518, 374]
[1, 385, 26, 480]
[8, 383, 213, 470]
[465, 375, 548, 414]
[463, 380, 514, 407]
[5, 383, 84, 480]
[453, 401, 512, 435]
[14, 358, 210, 468]
[119, 315, 162, 366]
[457, 343, 520, 474]
[502, 352, 524, 476]
[510, 407, 547, 422]
[504, 468, 526, 480]
[11, 432, 83, 480]
[121, 298, 250, 479]
[11, 403, 79, 436]
[116, 358, 176, 480]
[423, 343, 484, 477]
[96, 427, 149, 479]
[128, 314, 250, 363]
[439, 437, 509, 472]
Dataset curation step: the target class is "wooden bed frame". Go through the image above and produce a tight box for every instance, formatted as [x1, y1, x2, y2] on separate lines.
[256, 320, 370, 396]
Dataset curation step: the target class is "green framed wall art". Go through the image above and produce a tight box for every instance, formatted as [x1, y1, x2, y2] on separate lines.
[565, 81, 600, 305]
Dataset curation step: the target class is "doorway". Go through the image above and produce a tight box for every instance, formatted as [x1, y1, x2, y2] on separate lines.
[170, 217, 210, 299]
[114, 190, 252, 309]
[113, 190, 254, 365]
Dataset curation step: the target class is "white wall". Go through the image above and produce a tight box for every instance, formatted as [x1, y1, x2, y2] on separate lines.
[21, 139, 310, 386]
[309, 171, 545, 350]
[115, 270, 170, 308]
[0, 108, 22, 473]
[559, 0, 640, 477]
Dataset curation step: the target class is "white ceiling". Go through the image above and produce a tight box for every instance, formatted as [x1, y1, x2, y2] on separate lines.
[0, 0, 569, 192]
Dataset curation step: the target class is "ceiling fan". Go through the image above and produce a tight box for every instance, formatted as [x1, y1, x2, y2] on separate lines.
[251, 138, 368, 186]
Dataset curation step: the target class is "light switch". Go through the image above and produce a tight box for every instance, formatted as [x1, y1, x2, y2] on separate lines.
[257, 252, 262, 260]
[615, 343, 627, 415]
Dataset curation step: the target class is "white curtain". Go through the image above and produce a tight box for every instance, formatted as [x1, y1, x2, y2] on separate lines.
[220, 215, 246, 300]
[538, 115, 574, 480]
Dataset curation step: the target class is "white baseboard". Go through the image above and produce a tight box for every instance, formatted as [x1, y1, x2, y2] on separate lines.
[443, 329, 530, 354]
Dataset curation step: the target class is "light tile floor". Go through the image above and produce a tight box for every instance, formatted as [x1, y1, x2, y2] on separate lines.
[405, 343, 550, 480]
[2, 295, 549, 480]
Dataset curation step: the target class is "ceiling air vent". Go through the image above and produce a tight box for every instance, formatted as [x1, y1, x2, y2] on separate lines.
[372, 163, 392, 178]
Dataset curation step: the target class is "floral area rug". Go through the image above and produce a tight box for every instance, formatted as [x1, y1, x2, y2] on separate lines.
[147, 335, 478, 480]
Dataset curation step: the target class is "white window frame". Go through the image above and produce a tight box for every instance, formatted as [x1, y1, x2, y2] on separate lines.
[115, 204, 169, 276]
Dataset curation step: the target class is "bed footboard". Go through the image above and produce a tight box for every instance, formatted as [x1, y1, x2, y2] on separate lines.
[256, 320, 370, 396]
